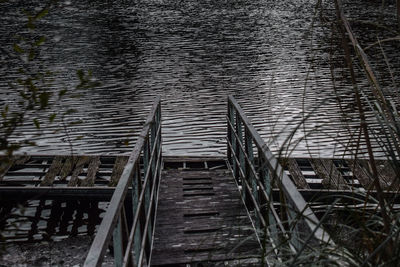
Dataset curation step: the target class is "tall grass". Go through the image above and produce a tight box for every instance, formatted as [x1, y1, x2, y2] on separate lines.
[258, 0, 400, 265]
[280, 0, 400, 265]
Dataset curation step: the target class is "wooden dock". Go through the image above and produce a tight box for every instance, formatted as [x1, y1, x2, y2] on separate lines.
[0, 155, 130, 242]
[1, 96, 400, 266]
[1, 154, 399, 248]
[0, 155, 129, 188]
[151, 158, 261, 266]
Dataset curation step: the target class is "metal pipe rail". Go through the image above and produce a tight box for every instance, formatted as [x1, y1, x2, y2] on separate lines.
[226, 95, 332, 260]
[84, 96, 162, 267]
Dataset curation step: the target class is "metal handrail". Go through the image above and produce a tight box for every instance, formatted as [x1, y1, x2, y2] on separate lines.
[226, 95, 332, 260]
[84, 96, 162, 267]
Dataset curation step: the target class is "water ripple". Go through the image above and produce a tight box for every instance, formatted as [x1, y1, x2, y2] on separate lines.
[0, 0, 398, 158]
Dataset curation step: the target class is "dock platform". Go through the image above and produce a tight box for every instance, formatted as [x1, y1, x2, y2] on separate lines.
[151, 158, 260, 266]
[1, 96, 399, 267]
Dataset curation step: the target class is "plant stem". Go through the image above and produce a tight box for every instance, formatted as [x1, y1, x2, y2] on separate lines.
[334, 0, 393, 259]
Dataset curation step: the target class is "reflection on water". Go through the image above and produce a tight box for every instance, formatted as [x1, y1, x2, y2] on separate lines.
[0, 200, 105, 242]
[0, 0, 398, 157]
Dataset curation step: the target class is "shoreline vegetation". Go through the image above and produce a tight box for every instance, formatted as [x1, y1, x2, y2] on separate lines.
[274, 0, 400, 265]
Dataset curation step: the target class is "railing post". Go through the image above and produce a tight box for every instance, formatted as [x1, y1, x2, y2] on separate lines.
[286, 197, 302, 251]
[258, 152, 271, 197]
[227, 99, 232, 171]
[142, 137, 152, 261]
[259, 154, 280, 250]
[113, 216, 123, 267]
[228, 99, 238, 184]
[113, 207, 129, 267]
[245, 127, 258, 227]
[151, 103, 162, 254]
[132, 162, 142, 266]
[236, 114, 246, 203]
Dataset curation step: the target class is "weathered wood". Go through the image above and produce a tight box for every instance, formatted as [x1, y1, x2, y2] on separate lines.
[40, 156, 66, 186]
[346, 159, 399, 191]
[376, 160, 400, 191]
[280, 158, 310, 189]
[68, 156, 90, 187]
[0, 155, 31, 180]
[59, 156, 79, 181]
[164, 156, 224, 162]
[2, 155, 397, 193]
[0, 157, 14, 181]
[151, 168, 261, 266]
[13, 155, 31, 165]
[310, 159, 348, 190]
[346, 159, 374, 190]
[108, 156, 129, 186]
[80, 156, 101, 187]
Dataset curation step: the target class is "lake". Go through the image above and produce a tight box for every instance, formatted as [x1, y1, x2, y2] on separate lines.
[1, 0, 398, 158]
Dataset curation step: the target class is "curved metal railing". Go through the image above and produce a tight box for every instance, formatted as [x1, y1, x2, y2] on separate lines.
[84, 96, 162, 267]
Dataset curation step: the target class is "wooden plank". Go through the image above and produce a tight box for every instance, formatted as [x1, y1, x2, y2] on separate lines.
[68, 156, 90, 187]
[0, 157, 14, 180]
[40, 156, 66, 186]
[280, 158, 309, 189]
[151, 169, 261, 266]
[346, 159, 398, 191]
[13, 155, 32, 165]
[376, 160, 399, 191]
[163, 156, 225, 162]
[108, 156, 129, 186]
[59, 156, 79, 181]
[0, 155, 31, 180]
[346, 159, 374, 190]
[310, 159, 348, 190]
[80, 156, 101, 187]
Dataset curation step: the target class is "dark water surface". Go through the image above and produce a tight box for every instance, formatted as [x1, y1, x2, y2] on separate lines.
[0, 0, 398, 157]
